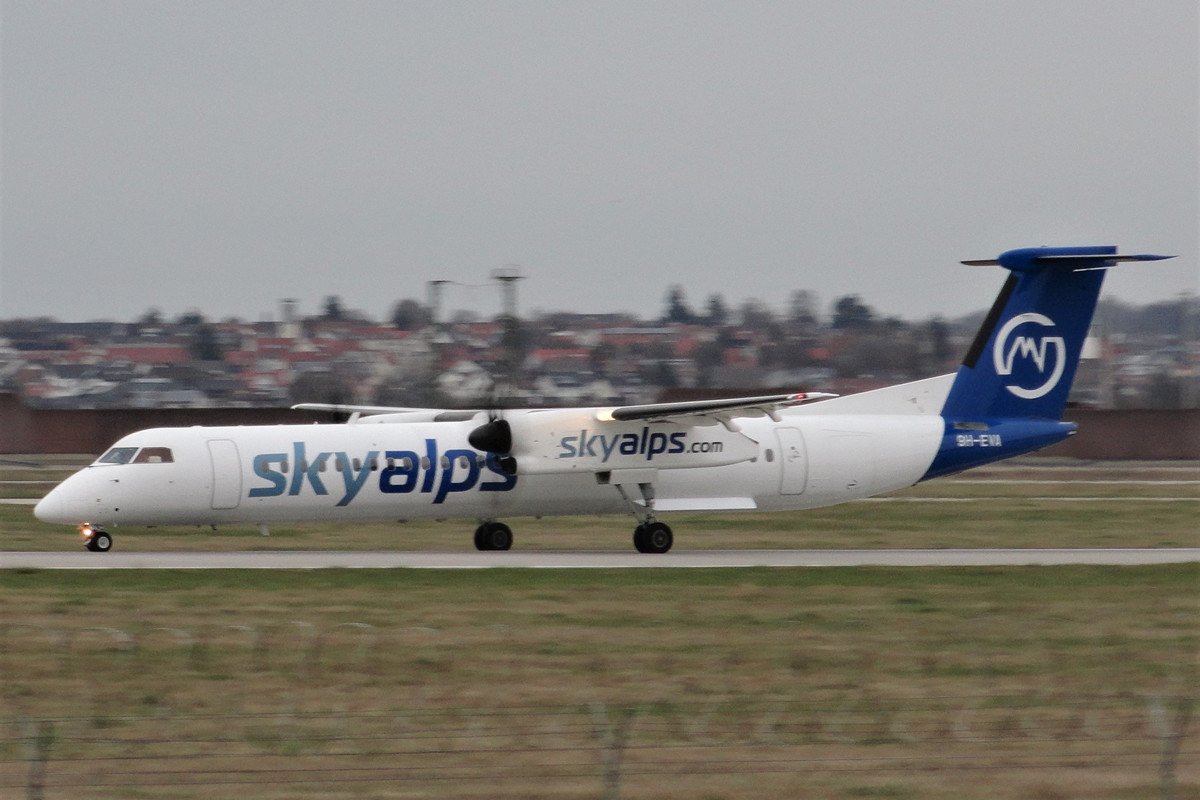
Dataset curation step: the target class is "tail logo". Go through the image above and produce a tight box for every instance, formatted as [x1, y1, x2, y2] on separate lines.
[992, 313, 1066, 400]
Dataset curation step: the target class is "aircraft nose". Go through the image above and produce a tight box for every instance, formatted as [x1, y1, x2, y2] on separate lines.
[33, 488, 67, 523]
[34, 483, 85, 525]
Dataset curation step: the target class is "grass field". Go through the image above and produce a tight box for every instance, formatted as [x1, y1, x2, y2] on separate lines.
[1, 459, 1197, 799]
[1, 566, 1196, 799]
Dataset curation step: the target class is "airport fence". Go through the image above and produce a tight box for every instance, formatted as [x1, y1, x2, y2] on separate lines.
[0, 619, 1194, 799]
[3, 696, 1195, 799]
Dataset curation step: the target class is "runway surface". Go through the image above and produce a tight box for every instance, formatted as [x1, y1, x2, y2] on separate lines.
[2, 548, 1197, 570]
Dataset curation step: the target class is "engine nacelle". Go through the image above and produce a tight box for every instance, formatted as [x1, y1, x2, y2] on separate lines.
[503, 409, 760, 475]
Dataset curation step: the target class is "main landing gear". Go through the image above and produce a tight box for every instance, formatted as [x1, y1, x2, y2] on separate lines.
[474, 521, 513, 551]
[612, 478, 674, 554]
[469, 514, 673, 554]
[81, 524, 112, 552]
[473, 470, 678, 554]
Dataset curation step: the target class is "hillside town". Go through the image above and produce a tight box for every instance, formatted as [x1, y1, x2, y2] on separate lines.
[2, 287, 1196, 412]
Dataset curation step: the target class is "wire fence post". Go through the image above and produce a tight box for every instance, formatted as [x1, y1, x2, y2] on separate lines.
[592, 703, 633, 800]
[24, 720, 53, 800]
[1149, 694, 1195, 800]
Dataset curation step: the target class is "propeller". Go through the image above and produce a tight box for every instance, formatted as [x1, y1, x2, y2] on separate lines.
[467, 382, 518, 474]
[468, 414, 512, 454]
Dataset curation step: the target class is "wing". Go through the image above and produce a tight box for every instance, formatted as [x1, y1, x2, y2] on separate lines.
[292, 403, 444, 415]
[291, 403, 482, 423]
[599, 392, 836, 428]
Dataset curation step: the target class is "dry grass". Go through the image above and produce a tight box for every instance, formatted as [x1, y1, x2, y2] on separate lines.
[0, 566, 1197, 799]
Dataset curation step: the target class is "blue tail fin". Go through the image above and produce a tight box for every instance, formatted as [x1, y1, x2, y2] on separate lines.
[941, 246, 1172, 420]
[923, 246, 1172, 480]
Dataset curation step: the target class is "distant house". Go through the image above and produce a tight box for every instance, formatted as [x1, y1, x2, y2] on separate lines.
[436, 360, 494, 404]
[121, 377, 213, 409]
[529, 372, 618, 406]
[525, 347, 591, 372]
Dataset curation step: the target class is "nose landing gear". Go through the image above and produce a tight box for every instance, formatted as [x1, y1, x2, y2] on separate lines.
[81, 524, 113, 552]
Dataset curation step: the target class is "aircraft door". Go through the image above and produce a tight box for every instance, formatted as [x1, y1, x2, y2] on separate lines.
[207, 439, 242, 510]
[776, 428, 808, 495]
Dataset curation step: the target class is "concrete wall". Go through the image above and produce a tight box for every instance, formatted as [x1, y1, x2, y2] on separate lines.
[1, 393, 1197, 460]
[0, 394, 326, 455]
[1055, 408, 1199, 460]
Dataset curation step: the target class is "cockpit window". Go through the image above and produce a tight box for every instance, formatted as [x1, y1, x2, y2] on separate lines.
[133, 447, 174, 464]
[94, 446, 174, 465]
[96, 447, 139, 465]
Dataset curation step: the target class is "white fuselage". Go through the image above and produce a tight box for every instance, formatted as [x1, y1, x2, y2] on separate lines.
[33, 409, 945, 529]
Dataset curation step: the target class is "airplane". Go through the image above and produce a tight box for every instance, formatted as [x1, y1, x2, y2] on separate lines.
[34, 245, 1173, 553]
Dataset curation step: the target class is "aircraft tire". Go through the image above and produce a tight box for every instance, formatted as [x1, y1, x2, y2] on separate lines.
[634, 522, 673, 554]
[475, 522, 513, 552]
[643, 521, 673, 554]
[633, 525, 648, 553]
[489, 522, 513, 551]
[91, 531, 113, 552]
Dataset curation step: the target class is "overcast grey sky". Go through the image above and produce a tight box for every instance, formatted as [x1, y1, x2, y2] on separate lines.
[2, 1, 1196, 324]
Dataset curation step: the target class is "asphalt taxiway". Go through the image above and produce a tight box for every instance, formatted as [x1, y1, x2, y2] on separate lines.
[1, 548, 1197, 570]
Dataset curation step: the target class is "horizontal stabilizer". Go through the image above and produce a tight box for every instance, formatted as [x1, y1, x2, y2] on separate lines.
[961, 247, 1173, 271]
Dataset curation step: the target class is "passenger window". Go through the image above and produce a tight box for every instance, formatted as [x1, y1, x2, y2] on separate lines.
[96, 447, 138, 465]
[133, 447, 174, 464]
